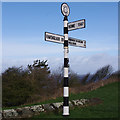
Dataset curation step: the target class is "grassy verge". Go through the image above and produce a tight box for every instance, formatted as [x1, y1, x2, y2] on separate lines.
[32, 81, 119, 118]
[2, 81, 119, 119]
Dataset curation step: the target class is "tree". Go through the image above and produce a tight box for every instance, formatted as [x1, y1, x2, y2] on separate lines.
[88, 65, 113, 83]
[2, 67, 33, 107]
[50, 66, 63, 88]
[69, 71, 80, 87]
[27, 60, 52, 97]
[80, 73, 90, 85]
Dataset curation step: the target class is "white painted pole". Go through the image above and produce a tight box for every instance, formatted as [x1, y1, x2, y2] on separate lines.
[63, 16, 69, 116]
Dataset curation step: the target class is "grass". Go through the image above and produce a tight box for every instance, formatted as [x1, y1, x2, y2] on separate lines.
[3, 81, 119, 119]
[31, 81, 119, 119]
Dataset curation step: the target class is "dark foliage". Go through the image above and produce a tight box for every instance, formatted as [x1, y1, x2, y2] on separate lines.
[51, 66, 80, 87]
[2, 67, 33, 107]
[50, 66, 63, 88]
[109, 70, 120, 79]
[2, 60, 51, 107]
[88, 65, 113, 83]
[2, 61, 117, 108]
[80, 73, 90, 85]
[69, 70, 80, 87]
[26, 60, 52, 103]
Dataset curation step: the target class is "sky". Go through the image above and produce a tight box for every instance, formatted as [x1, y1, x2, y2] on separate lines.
[1, 2, 118, 74]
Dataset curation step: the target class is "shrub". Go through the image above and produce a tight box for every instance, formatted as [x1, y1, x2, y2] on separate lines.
[2, 67, 33, 107]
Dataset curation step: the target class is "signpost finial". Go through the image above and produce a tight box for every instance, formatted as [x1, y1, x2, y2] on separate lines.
[61, 3, 70, 17]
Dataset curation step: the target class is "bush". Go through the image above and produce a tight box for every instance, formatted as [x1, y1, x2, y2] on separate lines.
[2, 67, 33, 107]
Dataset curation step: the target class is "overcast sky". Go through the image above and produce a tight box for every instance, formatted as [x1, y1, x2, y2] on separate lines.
[1, 2, 118, 74]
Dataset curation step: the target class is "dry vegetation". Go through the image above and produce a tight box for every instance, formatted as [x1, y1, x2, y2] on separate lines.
[2, 60, 119, 107]
[70, 73, 119, 94]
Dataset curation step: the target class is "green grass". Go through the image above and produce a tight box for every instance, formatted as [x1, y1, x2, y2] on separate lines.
[3, 81, 119, 119]
[32, 82, 119, 118]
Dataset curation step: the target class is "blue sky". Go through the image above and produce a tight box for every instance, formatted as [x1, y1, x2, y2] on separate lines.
[2, 2, 118, 74]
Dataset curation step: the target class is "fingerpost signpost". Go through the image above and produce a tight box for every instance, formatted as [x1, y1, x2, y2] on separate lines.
[45, 3, 86, 116]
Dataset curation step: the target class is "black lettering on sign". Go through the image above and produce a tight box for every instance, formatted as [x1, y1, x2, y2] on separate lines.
[69, 38, 75, 42]
[55, 37, 60, 41]
[52, 36, 55, 40]
[78, 22, 84, 26]
[47, 35, 60, 41]
[84, 41, 86, 46]
[61, 38, 64, 42]
[47, 35, 51, 39]
[80, 41, 83, 43]
[69, 24, 75, 28]
[76, 40, 83, 43]
[69, 41, 76, 45]
[76, 40, 79, 43]
[73, 42, 76, 45]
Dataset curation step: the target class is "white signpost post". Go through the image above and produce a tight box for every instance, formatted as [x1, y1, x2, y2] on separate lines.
[45, 3, 86, 116]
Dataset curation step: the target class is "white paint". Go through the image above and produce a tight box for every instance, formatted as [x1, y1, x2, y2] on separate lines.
[64, 21, 68, 27]
[64, 87, 69, 97]
[64, 67, 68, 77]
[64, 48, 68, 58]
[64, 34, 68, 40]
[63, 106, 69, 115]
